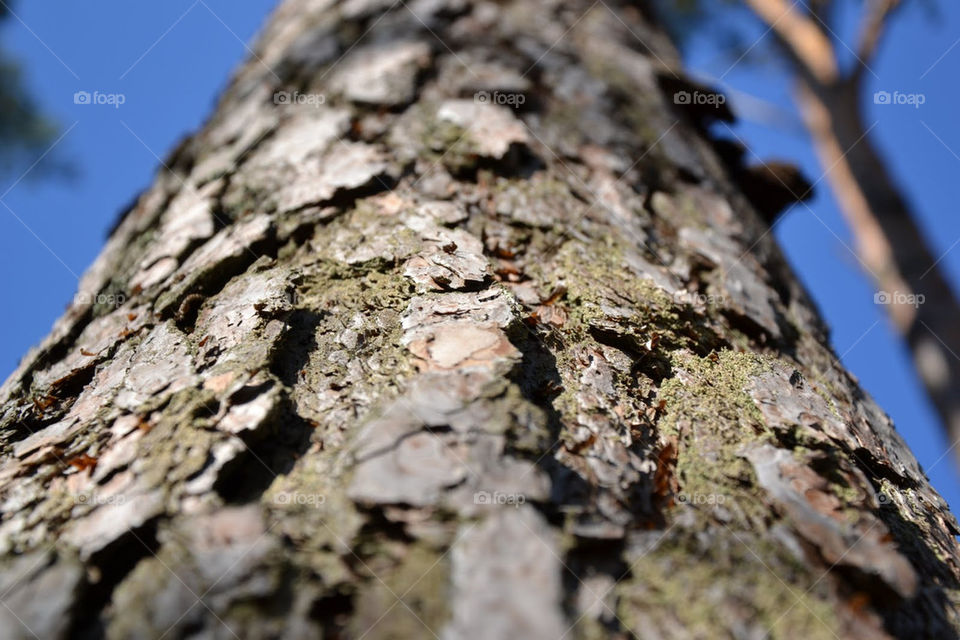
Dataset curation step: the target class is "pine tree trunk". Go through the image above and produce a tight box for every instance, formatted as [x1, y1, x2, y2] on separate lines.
[1, 1, 958, 638]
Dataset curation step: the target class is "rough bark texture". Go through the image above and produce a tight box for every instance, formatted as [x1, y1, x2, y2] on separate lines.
[0, 1, 958, 639]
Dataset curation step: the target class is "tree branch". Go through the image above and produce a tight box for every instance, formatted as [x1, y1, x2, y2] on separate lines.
[796, 77, 960, 467]
[743, 0, 838, 85]
[855, 0, 901, 73]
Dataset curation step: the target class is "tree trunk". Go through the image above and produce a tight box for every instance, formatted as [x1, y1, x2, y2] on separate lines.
[1, 1, 958, 638]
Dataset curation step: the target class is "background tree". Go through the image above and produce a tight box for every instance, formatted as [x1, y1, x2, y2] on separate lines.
[656, 0, 960, 466]
[0, 0, 958, 638]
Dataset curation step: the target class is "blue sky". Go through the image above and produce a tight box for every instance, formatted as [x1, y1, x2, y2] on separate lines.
[1, 1, 959, 508]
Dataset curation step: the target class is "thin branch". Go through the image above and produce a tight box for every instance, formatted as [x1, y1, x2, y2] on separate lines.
[743, 0, 838, 85]
[855, 0, 901, 72]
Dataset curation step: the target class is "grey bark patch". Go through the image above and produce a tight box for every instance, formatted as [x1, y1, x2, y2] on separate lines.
[194, 267, 293, 372]
[418, 200, 468, 225]
[743, 443, 918, 599]
[0, 551, 83, 640]
[402, 290, 520, 373]
[277, 142, 391, 213]
[129, 181, 222, 292]
[680, 225, 783, 339]
[63, 490, 164, 559]
[349, 429, 469, 506]
[106, 505, 280, 639]
[153, 212, 275, 318]
[436, 99, 530, 159]
[403, 226, 491, 291]
[444, 507, 566, 640]
[222, 108, 392, 215]
[115, 322, 197, 411]
[330, 40, 431, 106]
[748, 365, 848, 444]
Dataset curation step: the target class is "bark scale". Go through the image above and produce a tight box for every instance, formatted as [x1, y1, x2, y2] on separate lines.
[0, 1, 958, 638]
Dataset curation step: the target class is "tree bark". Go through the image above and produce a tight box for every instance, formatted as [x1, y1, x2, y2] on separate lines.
[0, 1, 958, 639]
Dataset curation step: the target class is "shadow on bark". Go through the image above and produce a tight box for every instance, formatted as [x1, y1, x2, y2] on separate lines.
[67, 519, 161, 639]
[212, 393, 315, 504]
[875, 503, 960, 638]
[270, 309, 324, 387]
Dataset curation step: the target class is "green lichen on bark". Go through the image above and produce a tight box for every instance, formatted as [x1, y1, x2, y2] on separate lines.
[347, 543, 451, 639]
[615, 532, 842, 640]
[657, 351, 772, 514]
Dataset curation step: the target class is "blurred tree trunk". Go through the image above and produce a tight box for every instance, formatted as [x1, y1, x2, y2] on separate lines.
[0, 1, 958, 639]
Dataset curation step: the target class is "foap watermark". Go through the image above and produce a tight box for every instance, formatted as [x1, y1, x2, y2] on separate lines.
[873, 90, 926, 108]
[474, 490, 526, 507]
[274, 90, 326, 107]
[274, 491, 326, 507]
[673, 291, 726, 307]
[474, 90, 526, 108]
[674, 90, 725, 107]
[676, 492, 727, 506]
[74, 90, 126, 109]
[74, 292, 126, 307]
[74, 493, 126, 507]
[874, 290, 925, 308]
